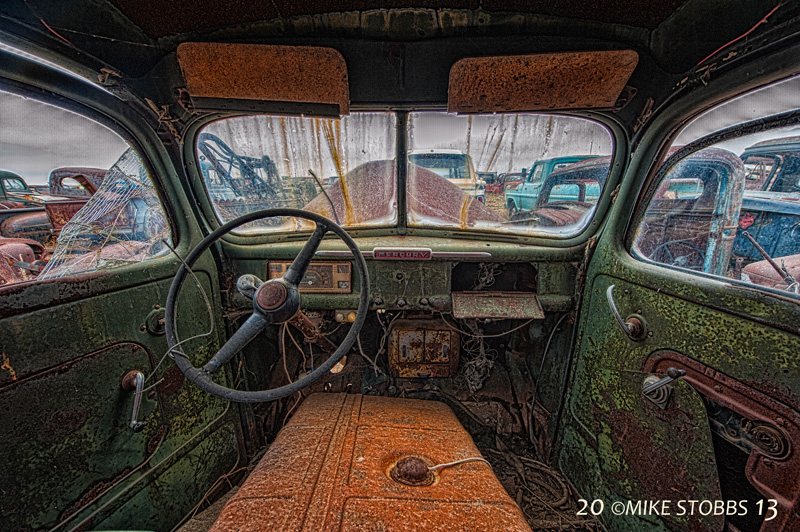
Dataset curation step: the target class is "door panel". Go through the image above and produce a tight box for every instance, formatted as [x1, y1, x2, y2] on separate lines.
[561, 275, 724, 532]
[0, 272, 241, 531]
[562, 70, 800, 532]
[0, 56, 243, 531]
[563, 268, 800, 531]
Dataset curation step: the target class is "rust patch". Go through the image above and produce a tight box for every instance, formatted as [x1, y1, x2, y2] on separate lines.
[209, 393, 531, 531]
[148, 425, 169, 453]
[387, 319, 460, 379]
[389, 455, 435, 486]
[449, 50, 639, 113]
[452, 291, 544, 319]
[0, 352, 17, 381]
[256, 282, 287, 310]
[158, 365, 185, 397]
[44, 199, 89, 233]
[177, 43, 350, 114]
[43, 408, 94, 439]
[646, 352, 800, 532]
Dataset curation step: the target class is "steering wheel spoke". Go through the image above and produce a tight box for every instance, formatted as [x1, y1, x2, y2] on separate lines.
[202, 312, 271, 374]
[284, 222, 328, 286]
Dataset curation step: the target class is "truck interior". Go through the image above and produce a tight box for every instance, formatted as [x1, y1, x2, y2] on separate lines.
[1, 2, 800, 532]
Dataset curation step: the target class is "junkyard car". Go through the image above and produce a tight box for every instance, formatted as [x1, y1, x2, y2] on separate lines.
[504, 155, 598, 217]
[407, 149, 486, 202]
[485, 171, 525, 194]
[0, 169, 97, 243]
[2, 3, 800, 532]
[511, 156, 609, 227]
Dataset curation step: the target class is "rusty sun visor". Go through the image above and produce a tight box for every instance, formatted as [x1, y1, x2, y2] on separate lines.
[448, 50, 638, 113]
[177, 43, 350, 116]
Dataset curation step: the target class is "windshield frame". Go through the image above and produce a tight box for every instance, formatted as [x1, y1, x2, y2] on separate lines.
[185, 108, 624, 248]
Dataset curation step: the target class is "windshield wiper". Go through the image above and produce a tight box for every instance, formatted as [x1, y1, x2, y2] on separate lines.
[309, 169, 340, 225]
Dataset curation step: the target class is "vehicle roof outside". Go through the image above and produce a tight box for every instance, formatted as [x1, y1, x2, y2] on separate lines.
[742, 135, 800, 154]
[0, 170, 32, 192]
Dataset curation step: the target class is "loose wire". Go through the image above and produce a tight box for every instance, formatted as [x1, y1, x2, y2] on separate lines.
[428, 457, 492, 472]
[529, 313, 570, 450]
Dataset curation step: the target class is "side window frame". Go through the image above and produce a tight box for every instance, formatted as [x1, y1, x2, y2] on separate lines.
[0, 50, 189, 295]
[628, 108, 800, 298]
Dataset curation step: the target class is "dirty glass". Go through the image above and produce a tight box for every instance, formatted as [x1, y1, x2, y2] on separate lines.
[198, 112, 612, 236]
[0, 90, 171, 286]
[198, 113, 397, 231]
[407, 112, 612, 235]
[633, 74, 800, 296]
[39, 149, 171, 279]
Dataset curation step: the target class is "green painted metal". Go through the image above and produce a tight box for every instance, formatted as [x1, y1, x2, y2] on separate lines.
[0, 272, 241, 531]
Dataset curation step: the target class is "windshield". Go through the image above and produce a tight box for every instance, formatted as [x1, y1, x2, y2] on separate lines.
[197, 111, 612, 236]
[408, 152, 472, 180]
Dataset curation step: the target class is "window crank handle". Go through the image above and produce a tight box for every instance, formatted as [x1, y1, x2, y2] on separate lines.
[642, 367, 686, 395]
[122, 370, 146, 432]
[606, 284, 646, 339]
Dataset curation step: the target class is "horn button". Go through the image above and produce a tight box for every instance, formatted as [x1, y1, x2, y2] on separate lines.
[256, 281, 289, 311]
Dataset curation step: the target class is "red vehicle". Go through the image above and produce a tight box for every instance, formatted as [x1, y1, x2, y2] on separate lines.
[485, 171, 525, 194]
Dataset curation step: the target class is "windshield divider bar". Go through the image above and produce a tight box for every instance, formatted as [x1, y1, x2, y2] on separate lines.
[396, 111, 408, 234]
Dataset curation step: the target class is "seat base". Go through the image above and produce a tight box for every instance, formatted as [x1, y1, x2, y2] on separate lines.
[210, 393, 531, 532]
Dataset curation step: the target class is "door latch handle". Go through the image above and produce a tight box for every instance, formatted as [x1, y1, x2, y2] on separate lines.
[606, 285, 646, 340]
[122, 370, 146, 432]
[642, 367, 686, 395]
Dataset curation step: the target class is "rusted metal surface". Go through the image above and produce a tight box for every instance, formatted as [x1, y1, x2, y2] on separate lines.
[45, 199, 90, 233]
[0, 210, 51, 243]
[387, 318, 460, 378]
[744, 253, 800, 290]
[0, 237, 44, 285]
[302, 160, 502, 228]
[448, 50, 639, 113]
[646, 352, 800, 532]
[390, 456, 434, 486]
[256, 282, 287, 310]
[177, 43, 350, 115]
[452, 291, 544, 319]
[209, 393, 531, 532]
[530, 202, 593, 227]
[48, 167, 105, 197]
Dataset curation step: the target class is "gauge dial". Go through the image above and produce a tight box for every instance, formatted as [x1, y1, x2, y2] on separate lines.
[267, 261, 351, 293]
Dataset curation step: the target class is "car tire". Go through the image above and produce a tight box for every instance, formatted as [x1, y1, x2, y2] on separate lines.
[507, 202, 518, 219]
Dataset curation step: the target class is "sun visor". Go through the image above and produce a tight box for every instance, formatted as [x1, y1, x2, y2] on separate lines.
[177, 43, 349, 116]
[448, 50, 638, 113]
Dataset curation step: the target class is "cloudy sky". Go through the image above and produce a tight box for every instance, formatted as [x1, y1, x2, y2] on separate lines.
[0, 91, 128, 185]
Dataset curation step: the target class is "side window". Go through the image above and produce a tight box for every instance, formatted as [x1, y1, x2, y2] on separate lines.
[0, 90, 171, 286]
[742, 155, 777, 190]
[631, 75, 800, 296]
[529, 164, 544, 184]
[3, 178, 27, 192]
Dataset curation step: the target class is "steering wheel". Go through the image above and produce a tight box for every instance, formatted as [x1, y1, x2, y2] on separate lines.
[165, 208, 369, 403]
[648, 240, 706, 269]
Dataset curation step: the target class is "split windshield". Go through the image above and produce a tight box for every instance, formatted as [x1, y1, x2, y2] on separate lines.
[197, 111, 613, 236]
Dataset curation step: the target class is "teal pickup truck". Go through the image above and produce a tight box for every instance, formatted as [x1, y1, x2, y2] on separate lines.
[504, 155, 598, 216]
